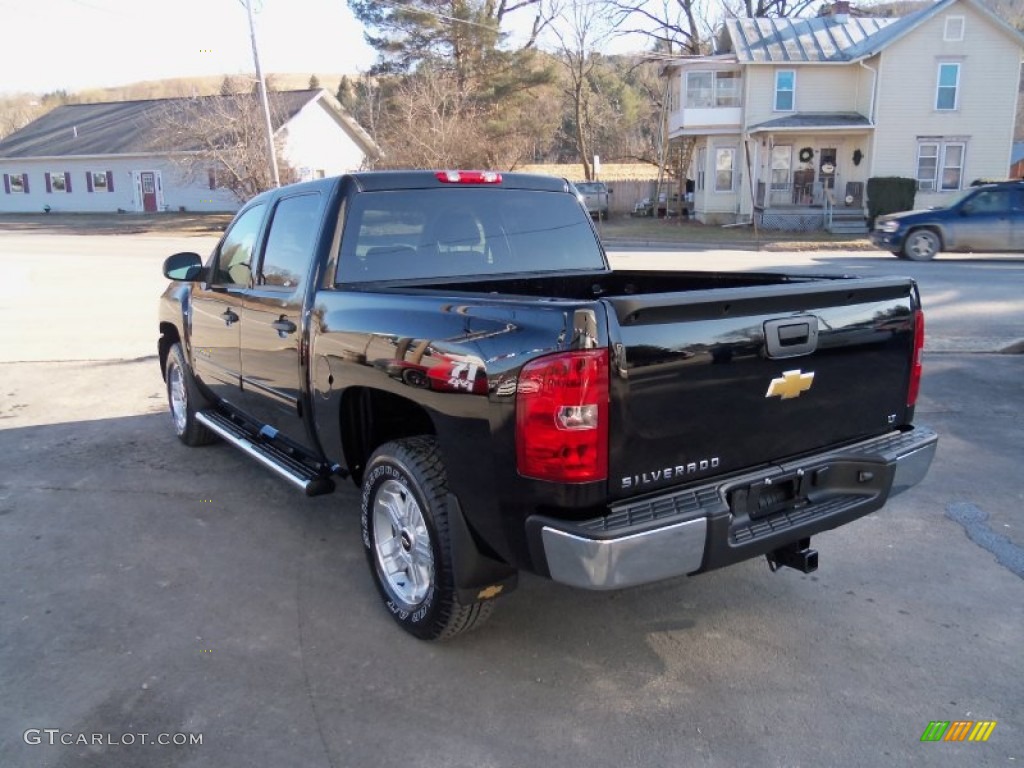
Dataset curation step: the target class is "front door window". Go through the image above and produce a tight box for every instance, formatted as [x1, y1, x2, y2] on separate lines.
[770, 146, 791, 191]
[819, 148, 837, 191]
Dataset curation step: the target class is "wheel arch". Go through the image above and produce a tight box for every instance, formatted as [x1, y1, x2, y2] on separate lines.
[908, 224, 945, 249]
[340, 386, 436, 486]
[158, 322, 181, 380]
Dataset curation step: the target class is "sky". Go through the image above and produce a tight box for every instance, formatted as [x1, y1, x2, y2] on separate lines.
[0, 0, 379, 94]
[0, 0, 649, 96]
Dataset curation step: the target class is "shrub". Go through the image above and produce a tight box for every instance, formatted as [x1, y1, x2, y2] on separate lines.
[866, 177, 916, 225]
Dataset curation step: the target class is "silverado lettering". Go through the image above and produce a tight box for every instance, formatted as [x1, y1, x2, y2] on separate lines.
[158, 170, 937, 641]
[622, 458, 721, 489]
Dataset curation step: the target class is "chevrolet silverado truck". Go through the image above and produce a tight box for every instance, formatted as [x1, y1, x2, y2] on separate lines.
[159, 170, 937, 640]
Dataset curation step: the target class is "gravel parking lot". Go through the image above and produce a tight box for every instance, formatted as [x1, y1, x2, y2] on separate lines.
[1, 230, 1021, 767]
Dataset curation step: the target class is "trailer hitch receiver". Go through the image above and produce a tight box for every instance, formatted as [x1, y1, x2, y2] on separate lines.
[767, 538, 818, 574]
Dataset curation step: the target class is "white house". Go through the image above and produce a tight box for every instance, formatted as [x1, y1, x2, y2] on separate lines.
[662, 0, 1024, 229]
[0, 89, 379, 214]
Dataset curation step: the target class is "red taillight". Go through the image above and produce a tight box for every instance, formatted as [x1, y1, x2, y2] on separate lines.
[435, 170, 502, 184]
[908, 309, 925, 407]
[516, 349, 609, 483]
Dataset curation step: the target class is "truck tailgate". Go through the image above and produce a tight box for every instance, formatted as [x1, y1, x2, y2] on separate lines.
[605, 277, 919, 500]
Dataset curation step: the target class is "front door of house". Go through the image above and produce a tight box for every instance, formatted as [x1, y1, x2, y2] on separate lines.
[141, 171, 158, 212]
[818, 147, 837, 192]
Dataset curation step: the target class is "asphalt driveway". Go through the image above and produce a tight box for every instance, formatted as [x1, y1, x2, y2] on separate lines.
[0, 231, 1021, 767]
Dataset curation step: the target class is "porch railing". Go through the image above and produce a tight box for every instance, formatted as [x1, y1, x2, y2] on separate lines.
[765, 177, 844, 208]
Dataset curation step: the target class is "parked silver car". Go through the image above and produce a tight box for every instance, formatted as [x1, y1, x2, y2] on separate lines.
[574, 181, 610, 219]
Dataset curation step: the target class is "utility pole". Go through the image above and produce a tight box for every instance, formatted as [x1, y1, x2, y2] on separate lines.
[245, 0, 280, 188]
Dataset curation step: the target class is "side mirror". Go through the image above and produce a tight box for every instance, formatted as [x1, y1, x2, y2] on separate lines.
[163, 251, 204, 281]
[960, 203, 974, 216]
[607, 188, 613, 195]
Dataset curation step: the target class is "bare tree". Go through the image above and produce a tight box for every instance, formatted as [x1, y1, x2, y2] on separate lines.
[148, 93, 296, 203]
[380, 68, 486, 168]
[729, 0, 818, 17]
[608, 0, 714, 55]
[552, 1, 616, 180]
[0, 96, 47, 141]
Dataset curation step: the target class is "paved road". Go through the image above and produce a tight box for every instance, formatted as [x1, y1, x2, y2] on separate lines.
[1, 232, 1021, 767]
[607, 247, 1024, 353]
[1, 233, 1019, 363]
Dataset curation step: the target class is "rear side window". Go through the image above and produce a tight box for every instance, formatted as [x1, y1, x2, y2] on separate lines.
[967, 188, 1011, 214]
[258, 192, 323, 289]
[214, 204, 266, 285]
[337, 188, 604, 283]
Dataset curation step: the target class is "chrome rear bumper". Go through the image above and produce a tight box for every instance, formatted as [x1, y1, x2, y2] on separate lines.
[539, 426, 938, 590]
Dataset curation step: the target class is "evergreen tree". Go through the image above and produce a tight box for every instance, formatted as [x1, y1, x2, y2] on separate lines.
[308, 74, 321, 89]
[336, 76, 355, 110]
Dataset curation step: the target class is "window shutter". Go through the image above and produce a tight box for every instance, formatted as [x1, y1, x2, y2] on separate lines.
[45, 172, 52, 193]
[22, 173, 29, 193]
[2, 174, 9, 194]
[107, 171, 114, 192]
[65, 171, 72, 193]
[86, 172, 93, 193]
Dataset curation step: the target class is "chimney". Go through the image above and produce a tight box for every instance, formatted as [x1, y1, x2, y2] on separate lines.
[831, 1, 851, 21]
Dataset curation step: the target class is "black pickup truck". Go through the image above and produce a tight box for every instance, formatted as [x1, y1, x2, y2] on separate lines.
[159, 170, 937, 640]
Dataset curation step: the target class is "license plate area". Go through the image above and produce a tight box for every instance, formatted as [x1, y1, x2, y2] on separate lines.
[727, 458, 892, 521]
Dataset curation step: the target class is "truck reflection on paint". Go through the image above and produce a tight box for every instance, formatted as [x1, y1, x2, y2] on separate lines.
[372, 336, 488, 395]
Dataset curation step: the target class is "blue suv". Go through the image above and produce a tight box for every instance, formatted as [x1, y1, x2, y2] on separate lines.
[870, 181, 1024, 260]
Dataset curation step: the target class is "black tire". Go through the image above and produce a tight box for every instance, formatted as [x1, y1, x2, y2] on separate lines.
[361, 437, 494, 640]
[902, 229, 940, 261]
[165, 342, 217, 446]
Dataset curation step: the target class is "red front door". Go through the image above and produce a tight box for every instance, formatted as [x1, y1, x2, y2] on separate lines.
[141, 172, 157, 212]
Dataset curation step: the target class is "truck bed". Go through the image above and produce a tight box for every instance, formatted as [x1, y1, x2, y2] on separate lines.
[361, 269, 920, 502]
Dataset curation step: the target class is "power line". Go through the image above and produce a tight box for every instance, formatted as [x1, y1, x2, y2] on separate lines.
[375, 0, 505, 32]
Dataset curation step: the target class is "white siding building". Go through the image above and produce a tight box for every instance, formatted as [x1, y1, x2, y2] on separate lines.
[0, 89, 379, 214]
[662, 0, 1024, 229]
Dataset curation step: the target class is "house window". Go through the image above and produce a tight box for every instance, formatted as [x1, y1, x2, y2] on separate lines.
[3, 173, 29, 193]
[47, 171, 71, 193]
[916, 140, 965, 191]
[713, 72, 741, 107]
[715, 148, 735, 192]
[686, 72, 713, 108]
[696, 147, 706, 191]
[86, 171, 113, 192]
[774, 70, 795, 111]
[944, 16, 964, 41]
[771, 145, 792, 190]
[936, 63, 960, 110]
[685, 71, 741, 108]
[940, 143, 964, 190]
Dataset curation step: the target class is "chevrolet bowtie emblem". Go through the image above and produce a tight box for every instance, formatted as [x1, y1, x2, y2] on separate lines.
[766, 369, 815, 400]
